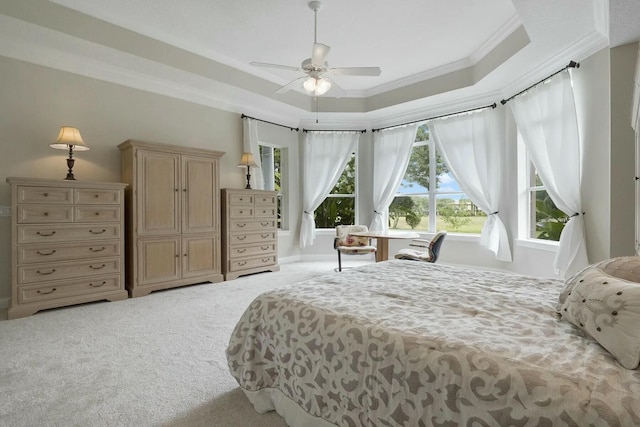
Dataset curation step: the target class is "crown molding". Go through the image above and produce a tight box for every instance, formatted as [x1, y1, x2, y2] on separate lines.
[500, 29, 609, 100]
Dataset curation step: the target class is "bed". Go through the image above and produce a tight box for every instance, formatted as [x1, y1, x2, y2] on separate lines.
[226, 259, 640, 426]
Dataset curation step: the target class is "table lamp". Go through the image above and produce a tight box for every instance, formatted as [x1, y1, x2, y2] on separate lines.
[238, 152, 257, 189]
[49, 126, 90, 180]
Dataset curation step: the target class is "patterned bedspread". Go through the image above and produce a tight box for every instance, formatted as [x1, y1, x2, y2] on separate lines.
[226, 260, 640, 426]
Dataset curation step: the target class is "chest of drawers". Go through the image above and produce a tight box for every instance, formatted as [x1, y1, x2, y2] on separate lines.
[221, 189, 280, 280]
[6, 178, 128, 319]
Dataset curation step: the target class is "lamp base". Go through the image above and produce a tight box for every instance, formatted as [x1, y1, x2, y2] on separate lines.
[64, 152, 76, 180]
[245, 165, 252, 189]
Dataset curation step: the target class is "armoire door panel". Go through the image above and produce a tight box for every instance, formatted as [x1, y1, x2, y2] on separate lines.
[138, 150, 180, 235]
[182, 156, 217, 234]
[182, 235, 218, 278]
[138, 238, 180, 285]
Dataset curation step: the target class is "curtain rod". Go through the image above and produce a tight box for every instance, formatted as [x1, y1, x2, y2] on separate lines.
[500, 60, 580, 105]
[302, 129, 367, 133]
[241, 114, 299, 132]
[371, 102, 497, 132]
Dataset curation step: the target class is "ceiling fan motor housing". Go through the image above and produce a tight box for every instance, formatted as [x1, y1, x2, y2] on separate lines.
[308, 1, 322, 12]
[302, 58, 328, 72]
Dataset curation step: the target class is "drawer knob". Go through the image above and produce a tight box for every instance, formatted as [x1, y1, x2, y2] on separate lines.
[237, 236, 247, 241]
[261, 246, 269, 250]
[261, 258, 270, 263]
[89, 247, 106, 252]
[89, 281, 106, 288]
[89, 229, 106, 234]
[89, 264, 106, 270]
[37, 231, 56, 237]
[94, 212, 100, 216]
[94, 194, 99, 198]
[238, 261, 247, 266]
[36, 250, 56, 256]
[43, 212, 49, 216]
[37, 269, 56, 275]
[261, 222, 269, 226]
[261, 234, 269, 238]
[237, 223, 246, 228]
[43, 192, 49, 197]
[37, 288, 57, 295]
[237, 248, 246, 253]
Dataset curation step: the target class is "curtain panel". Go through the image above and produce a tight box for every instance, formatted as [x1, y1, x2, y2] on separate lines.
[299, 132, 360, 248]
[370, 124, 419, 231]
[508, 71, 588, 276]
[242, 117, 264, 190]
[428, 108, 512, 262]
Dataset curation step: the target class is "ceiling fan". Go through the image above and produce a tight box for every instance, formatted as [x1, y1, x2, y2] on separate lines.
[250, 0, 382, 97]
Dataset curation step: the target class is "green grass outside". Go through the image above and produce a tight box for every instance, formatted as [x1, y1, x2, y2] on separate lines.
[391, 216, 486, 234]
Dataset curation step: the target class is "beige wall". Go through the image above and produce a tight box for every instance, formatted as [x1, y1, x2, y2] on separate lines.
[0, 56, 252, 302]
[609, 42, 638, 256]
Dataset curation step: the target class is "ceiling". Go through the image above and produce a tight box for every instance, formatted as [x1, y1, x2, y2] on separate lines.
[0, 0, 638, 127]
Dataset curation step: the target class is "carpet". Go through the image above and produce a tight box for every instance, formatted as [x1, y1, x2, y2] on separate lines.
[0, 261, 365, 427]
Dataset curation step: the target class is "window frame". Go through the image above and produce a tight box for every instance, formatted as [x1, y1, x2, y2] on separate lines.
[315, 149, 358, 229]
[258, 143, 287, 231]
[391, 127, 478, 234]
[516, 131, 565, 244]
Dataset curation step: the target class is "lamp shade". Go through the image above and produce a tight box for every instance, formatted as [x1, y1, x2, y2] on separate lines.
[238, 152, 257, 167]
[49, 126, 90, 151]
[303, 76, 331, 96]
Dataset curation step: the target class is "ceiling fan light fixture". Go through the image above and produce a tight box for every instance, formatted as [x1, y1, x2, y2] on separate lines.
[304, 76, 331, 95]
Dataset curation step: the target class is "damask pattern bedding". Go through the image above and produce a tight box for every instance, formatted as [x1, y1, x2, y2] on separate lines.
[226, 260, 640, 426]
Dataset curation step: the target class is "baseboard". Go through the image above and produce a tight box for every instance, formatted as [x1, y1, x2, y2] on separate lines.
[279, 255, 302, 264]
[0, 297, 9, 309]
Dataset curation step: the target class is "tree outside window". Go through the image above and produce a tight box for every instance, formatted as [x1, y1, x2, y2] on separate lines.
[528, 167, 568, 241]
[314, 153, 356, 228]
[389, 124, 486, 233]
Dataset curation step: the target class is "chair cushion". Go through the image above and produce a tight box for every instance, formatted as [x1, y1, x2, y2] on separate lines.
[335, 225, 371, 248]
[337, 245, 376, 254]
[394, 248, 432, 261]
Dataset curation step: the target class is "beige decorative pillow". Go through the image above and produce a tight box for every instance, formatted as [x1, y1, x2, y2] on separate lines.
[559, 268, 640, 369]
[557, 256, 640, 312]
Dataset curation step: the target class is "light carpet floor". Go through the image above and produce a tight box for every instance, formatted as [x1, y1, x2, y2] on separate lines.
[0, 260, 369, 427]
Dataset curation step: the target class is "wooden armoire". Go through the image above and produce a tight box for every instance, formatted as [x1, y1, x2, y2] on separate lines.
[118, 140, 225, 297]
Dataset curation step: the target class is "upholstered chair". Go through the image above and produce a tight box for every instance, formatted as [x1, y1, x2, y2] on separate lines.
[334, 225, 377, 271]
[394, 231, 447, 263]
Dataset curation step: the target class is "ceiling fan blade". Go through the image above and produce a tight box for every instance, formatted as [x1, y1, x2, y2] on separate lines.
[250, 61, 301, 72]
[311, 43, 331, 65]
[275, 76, 306, 94]
[329, 66, 382, 76]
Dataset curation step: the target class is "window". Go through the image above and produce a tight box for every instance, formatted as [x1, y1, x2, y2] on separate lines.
[517, 132, 568, 241]
[259, 145, 286, 229]
[315, 152, 356, 228]
[389, 124, 486, 233]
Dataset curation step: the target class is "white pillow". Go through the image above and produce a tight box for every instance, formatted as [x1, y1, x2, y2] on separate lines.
[559, 268, 640, 369]
[557, 256, 640, 312]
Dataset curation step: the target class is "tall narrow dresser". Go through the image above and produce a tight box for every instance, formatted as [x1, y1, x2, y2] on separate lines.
[6, 177, 128, 319]
[118, 140, 225, 297]
[221, 188, 280, 280]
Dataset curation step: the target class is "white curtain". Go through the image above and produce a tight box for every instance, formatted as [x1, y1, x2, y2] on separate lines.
[242, 117, 264, 190]
[300, 131, 360, 248]
[370, 124, 419, 231]
[429, 107, 512, 262]
[632, 43, 640, 132]
[508, 71, 588, 275]
[633, 44, 640, 254]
